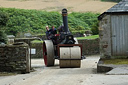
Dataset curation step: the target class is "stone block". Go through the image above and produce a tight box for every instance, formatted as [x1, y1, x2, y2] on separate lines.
[0, 43, 30, 73]
[9, 62, 15, 65]
[97, 64, 113, 73]
[0, 48, 4, 52]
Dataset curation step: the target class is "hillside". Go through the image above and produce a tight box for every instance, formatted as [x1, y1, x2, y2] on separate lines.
[0, 0, 117, 13]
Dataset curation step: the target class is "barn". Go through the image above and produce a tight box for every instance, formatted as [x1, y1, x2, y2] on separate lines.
[98, 0, 128, 58]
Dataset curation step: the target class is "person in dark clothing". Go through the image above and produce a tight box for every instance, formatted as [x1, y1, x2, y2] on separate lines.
[48, 26, 57, 44]
[58, 25, 64, 34]
[45, 26, 50, 39]
[45, 25, 57, 40]
[49, 26, 57, 35]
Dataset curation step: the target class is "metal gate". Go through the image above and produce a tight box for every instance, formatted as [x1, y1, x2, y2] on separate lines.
[111, 15, 128, 56]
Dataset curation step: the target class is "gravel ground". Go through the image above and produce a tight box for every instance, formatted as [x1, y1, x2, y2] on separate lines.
[0, 55, 128, 85]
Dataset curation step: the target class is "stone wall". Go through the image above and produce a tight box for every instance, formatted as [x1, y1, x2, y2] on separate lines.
[78, 38, 99, 55]
[32, 35, 46, 40]
[29, 38, 99, 58]
[0, 43, 30, 73]
[30, 42, 43, 58]
[31, 38, 99, 58]
[14, 38, 99, 59]
[99, 15, 111, 58]
[15, 38, 38, 45]
[15, 38, 43, 59]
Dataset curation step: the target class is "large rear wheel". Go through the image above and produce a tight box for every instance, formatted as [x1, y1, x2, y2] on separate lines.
[43, 40, 55, 66]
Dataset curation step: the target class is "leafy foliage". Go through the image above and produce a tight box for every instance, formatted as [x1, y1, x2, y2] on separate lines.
[0, 11, 9, 28]
[69, 12, 99, 30]
[0, 30, 8, 44]
[91, 21, 99, 35]
[0, 8, 62, 35]
[0, 8, 100, 36]
[69, 12, 99, 35]
[0, 11, 9, 44]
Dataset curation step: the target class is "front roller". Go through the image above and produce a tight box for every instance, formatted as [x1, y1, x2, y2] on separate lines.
[43, 40, 55, 66]
[59, 46, 81, 68]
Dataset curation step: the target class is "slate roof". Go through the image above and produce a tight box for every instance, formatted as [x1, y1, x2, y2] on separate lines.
[98, 0, 128, 20]
[107, 0, 128, 12]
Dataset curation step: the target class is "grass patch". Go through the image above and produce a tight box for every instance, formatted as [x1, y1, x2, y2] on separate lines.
[76, 35, 99, 40]
[31, 40, 43, 43]
[103, 59, 128, 65]
[0, 72, 17, 76]
[37, 34, 45, 36]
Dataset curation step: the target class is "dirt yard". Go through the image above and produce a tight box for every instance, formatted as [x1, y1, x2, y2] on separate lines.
[0, 55, 128, 85]
[0, 0, 116, 13]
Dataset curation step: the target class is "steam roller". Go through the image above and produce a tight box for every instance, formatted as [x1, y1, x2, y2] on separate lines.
[43, 9, 84, 68]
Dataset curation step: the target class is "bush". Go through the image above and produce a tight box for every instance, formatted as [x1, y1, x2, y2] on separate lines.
[0, 11, 9, 28]
[69, 12, 100, 29]
[0, 8, 62, 35]
[91, 21, 99, 35]
[0, 30, 7, 44]
[0, 8, 100, 36]
[0, 11, 9, 44]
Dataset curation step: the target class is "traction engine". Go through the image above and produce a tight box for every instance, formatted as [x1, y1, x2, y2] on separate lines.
[43, 9, 83, 68]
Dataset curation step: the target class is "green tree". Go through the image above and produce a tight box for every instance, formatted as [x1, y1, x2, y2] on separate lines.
[0, 11, 9, 44]
[0, 11, 9, 28]
[91, 21, 99, 35]
[0, 30, 8, 44]
[0, 7, 100, 36]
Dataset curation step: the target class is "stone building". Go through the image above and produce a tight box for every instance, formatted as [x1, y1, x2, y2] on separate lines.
[98, 0, 128, 58]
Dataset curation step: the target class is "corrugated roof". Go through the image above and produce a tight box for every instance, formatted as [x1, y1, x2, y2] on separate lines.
[98, 0, 128, 20]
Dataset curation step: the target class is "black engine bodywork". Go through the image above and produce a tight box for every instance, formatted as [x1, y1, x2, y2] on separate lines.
[59, 8, 75, 44]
